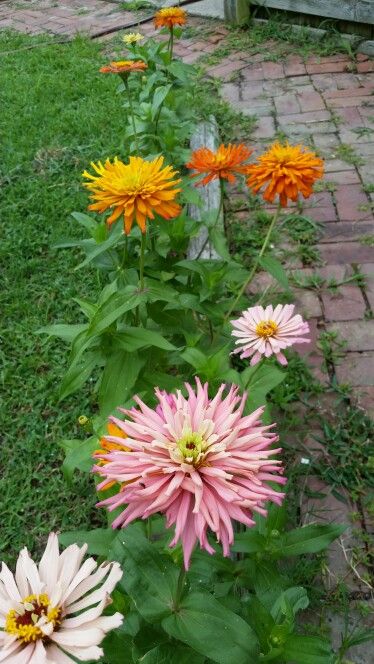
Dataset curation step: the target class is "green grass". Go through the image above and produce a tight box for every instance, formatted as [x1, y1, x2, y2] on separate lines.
[0, 31, 145, 563]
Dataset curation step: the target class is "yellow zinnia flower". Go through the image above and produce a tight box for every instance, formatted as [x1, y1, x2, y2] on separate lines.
[246, 142, 324, 207]
[123, 32, 144, 45]
[82, 155, 182, 235]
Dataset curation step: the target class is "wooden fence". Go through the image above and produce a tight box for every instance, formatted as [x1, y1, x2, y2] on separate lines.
[249, 0, 374, 24]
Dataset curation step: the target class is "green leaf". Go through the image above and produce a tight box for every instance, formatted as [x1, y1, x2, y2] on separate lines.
[283, 635, 333, 664]
[232, 531, 266, 554]
[271, 587, 309, 623]
[140, 643, 205, 664]
[60, 436, 98, 481]
[99, 351, 145, 417]
[120, 523, 179, 623]
[60, 351, 101, 400]
[209, 228, 230, 261]
[242, 363, 285, 411]
[278, 524, 346, 557]
[36, 323, 87, 342]
[59, 528, 117, 556]
[243, 596, 275, 653]
[258, 255, 290, 290]
[71, 211, 97, 233]
[102, 629, 134, 664]
[162, 592, 259, 664]
[87, 291, 144, 339]
[114, 327, 177, 352]
[151, 84, 172, 119]
[75, 221, 122, 270]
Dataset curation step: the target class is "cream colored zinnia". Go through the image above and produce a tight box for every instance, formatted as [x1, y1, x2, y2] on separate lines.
[123, 32, 144, 45]
[0, 533, 123, 663]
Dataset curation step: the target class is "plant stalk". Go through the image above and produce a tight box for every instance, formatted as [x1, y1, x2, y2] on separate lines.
[124, 76, 140, 154]
[224, 202, 282, 322]
[169, 25, 174, 61]
[196, 177, 224, 260]
[139, 231, 146, 291]
[174, 565, 186, 609]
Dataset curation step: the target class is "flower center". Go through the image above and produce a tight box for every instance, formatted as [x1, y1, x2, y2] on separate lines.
[256, 319, 278, 339]
[177, 431, 207, 466]
[5, 594, 61, 644]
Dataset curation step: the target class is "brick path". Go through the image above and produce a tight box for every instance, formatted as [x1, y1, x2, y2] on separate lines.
[0, 0, 140, 36]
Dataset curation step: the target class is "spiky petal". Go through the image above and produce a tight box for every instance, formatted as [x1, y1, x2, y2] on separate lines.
[231, 303, 310, 366]
[93, 379, 286, 569]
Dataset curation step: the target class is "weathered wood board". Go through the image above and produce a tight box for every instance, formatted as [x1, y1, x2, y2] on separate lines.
[250, 0, 374, 25]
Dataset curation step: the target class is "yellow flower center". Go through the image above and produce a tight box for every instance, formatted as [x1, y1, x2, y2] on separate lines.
[256, 320, 278, 339]
[5, 594, 61, 644]
[177, 431, 207, 467]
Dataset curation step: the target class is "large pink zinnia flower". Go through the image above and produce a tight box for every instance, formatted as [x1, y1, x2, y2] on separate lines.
[231, 304, 310, 366]
[93, 379, 286, 569]
[0, 533, 123, 663]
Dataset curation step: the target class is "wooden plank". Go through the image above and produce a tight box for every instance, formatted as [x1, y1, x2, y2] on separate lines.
[250, 0, 374, 25]
[187, 117, 223, 260]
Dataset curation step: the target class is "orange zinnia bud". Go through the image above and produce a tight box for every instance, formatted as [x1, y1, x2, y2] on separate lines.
[246, 142, 324, 207]
[186, 143, 253, 186]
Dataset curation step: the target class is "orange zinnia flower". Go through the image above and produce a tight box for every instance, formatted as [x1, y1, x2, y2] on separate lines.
[100, 60, 147, 75]
[246, 142, 324, 207]
[186, 143, 253, 186]
[82, 155, 182, 235]
[93, 422, 129, 491]
[154, 6, 187, 29]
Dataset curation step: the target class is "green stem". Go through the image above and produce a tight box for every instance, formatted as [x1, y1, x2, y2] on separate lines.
[139, 231, 146, 291]
[224, 202, 282, 323]
[174, 565, 186, 609]
[169, 25, 174, 61]
[121, 233, 128, 270]
[124, 77, 140, 154]
[196, 177, 224, 260]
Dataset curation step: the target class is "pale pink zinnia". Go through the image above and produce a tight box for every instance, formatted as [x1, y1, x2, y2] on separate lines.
[231, 304, 310, 366]
[0, 533, 123, 663]
[93, 379, 286, 569]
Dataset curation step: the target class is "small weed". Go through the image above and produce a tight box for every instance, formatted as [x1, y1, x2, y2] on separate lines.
[335, 144, 365, 167]
[352, 126, 374, 138]
[282, 213, 321, 266]
[362, 183, 374, 194]
[314, 180, 337, 193]
[360, 235, 374, 247]
[318, 330, 346, 370]
[314, 406, 374, 499]
[119, 0, 153, 9]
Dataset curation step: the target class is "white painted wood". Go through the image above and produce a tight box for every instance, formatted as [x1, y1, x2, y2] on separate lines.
[224, 0, 250, 24]
[249, 0, 374, 24]
[187, 117, 223, 260]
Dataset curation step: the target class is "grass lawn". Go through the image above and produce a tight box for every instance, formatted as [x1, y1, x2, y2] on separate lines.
[0, 31, 135, 563]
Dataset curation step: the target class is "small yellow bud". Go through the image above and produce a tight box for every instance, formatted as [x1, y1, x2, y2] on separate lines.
[78, 415, 89, 426]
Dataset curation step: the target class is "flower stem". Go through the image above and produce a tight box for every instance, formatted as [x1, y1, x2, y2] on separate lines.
[196, 177, 224, 260]
[174, 565, 186, 609]
[169, 26, 174, 61]
[139, 231, 146, 291]
[224, 202, 282, 323]
[124, 77, 140, 154]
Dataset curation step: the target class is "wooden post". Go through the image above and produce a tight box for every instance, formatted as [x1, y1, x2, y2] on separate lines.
[224, 0, 250, 25]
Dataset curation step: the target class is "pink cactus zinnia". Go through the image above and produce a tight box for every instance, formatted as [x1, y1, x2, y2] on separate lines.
[0, 533, 123, 663]
[93, 379, 286, 569]
[231, 304, 310, 366]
